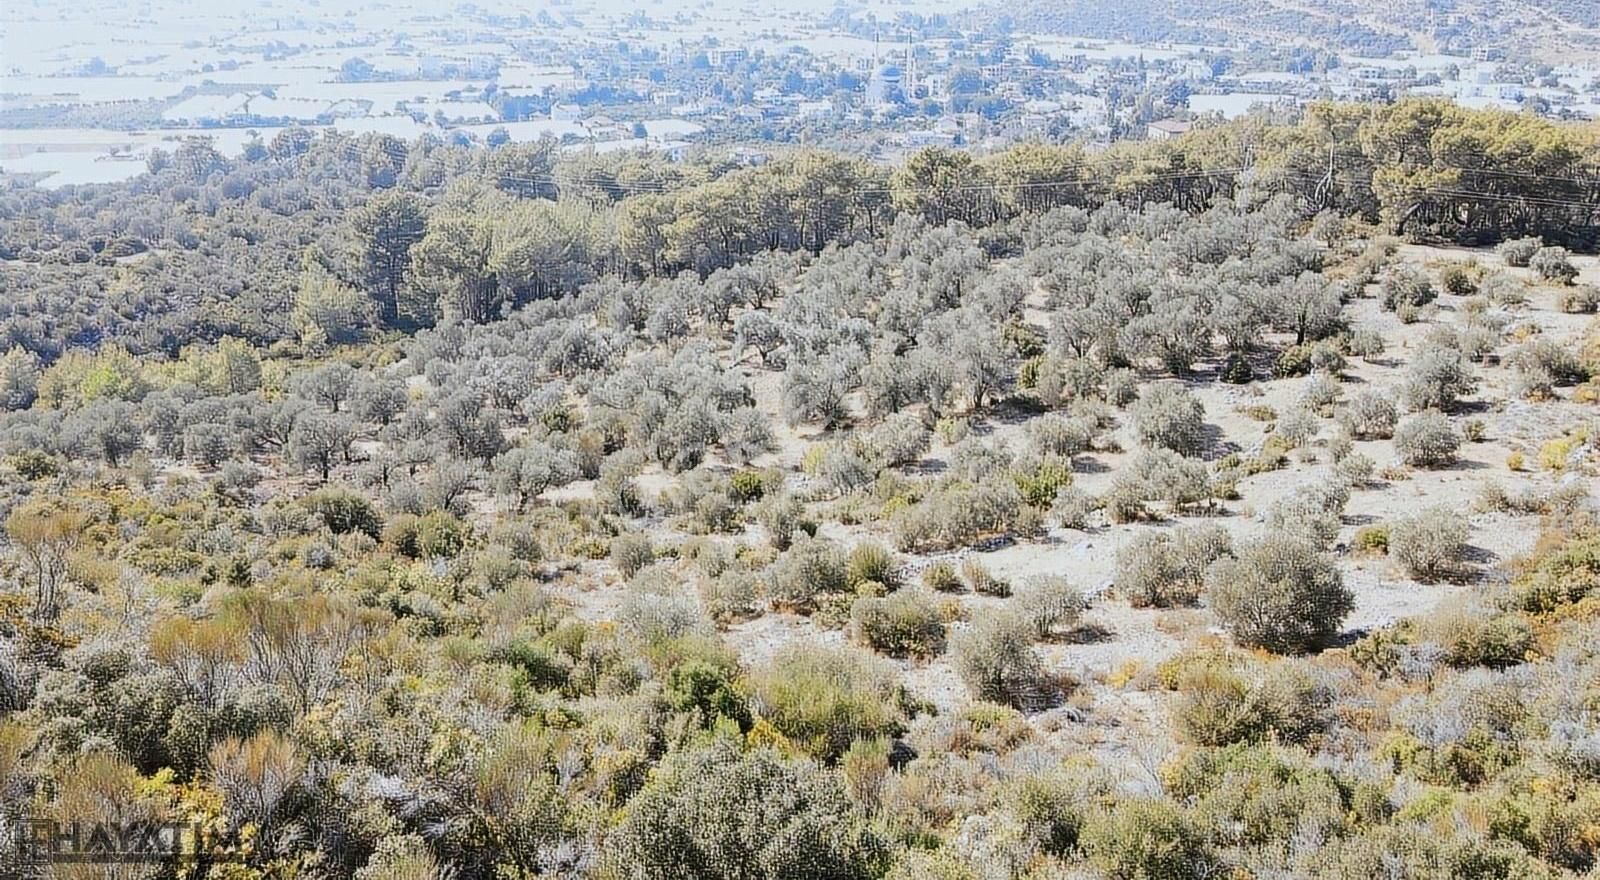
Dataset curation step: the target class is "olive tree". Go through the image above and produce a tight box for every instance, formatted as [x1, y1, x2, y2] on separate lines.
[493, 441, 580, 512]
[288, 412, 358, 481]
[1205, 535, 1352, 653]
[1129, 382, 1206, 457]
[299, 362, 359, 413]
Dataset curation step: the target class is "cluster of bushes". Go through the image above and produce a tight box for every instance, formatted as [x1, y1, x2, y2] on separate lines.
[1116, 524, 1231, 607]
[891, 478, 1034, 552]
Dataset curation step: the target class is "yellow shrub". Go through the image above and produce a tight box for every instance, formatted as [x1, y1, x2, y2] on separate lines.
[1107, 659, 1145, 688]
[1536, 432, 1587, 473]
[800, 442, 829, 475]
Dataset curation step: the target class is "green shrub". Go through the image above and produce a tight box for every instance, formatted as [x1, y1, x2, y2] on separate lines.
[1220, 352, 1253, 384]
[1004, 769, 1102, 858]
[299, 487, 382, 538]
[1274, 343, 1315, 379]
[1352, 525, 1390, 554]
[1440, 262, 1479, 296]
[845, 542, 896, 589]
[921, 561, 963, 592]
[1512, 527, 1600, 613]
[952, 611, 1055, 710]
[1421, 607, 1533, 670]
[1497, 236, 1542, 267]
[765, 535, 848, 612]
[1012, 455, 1074, 508]
[850, 591, 945, 658]
[664, 659, 751, 730]
[7, 449, 59, 480]
[609, 740, 888, 879]
[1165, 744, 1350, 850]
[1171, 656, 1332, 747]
[492, 640, 574, 694]
[385, 510, 469, 559]
[747, 646, 904, 762]
[729, 468, 779, 502]
[1081, 799, 1217, 880]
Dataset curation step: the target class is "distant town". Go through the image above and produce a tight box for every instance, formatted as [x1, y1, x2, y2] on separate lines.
[5, 0, 1600, 189]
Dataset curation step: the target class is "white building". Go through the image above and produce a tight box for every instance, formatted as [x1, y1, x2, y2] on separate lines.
[706, 47, 748, 67]
[1147, 119, 1192, 141]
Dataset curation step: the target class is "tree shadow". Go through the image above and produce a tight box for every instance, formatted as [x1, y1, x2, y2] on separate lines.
[1330, 628, 1372, 648]
[1200, 423, 1241, 460]
[1074, 456, 1113, 474]
[905, 458, 947, 476]
[1054, 622, 1115, 645]
[985, 397, 1049, 425]
[1440, 457, 1491, 472]
[1461, 543, 1498, 566]
[1048, 525, 1112, 540]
